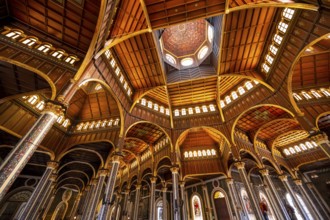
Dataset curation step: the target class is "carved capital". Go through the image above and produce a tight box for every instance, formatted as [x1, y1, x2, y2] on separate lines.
[170, 166, 179, 173]
[179, 181, 185, 187]
[294, 179, 302, 186]
[162, 187, 167, 192]
[42, 101, 65, 117]
[49, 174, 57, 182]
[136, 184, 142, 190]
[98, 169, 108, 177]
[91, 178, 98, 185]
[310, 132, 329, 145]
[234, 161, 245, 169]
[259, 169, 269, 176]
[226, 178, 234, 184]
[150, 176, 157, 183]
[278, 175, 288, 182]
[112, 153, 123, 163]
[47, 161, 59, 170]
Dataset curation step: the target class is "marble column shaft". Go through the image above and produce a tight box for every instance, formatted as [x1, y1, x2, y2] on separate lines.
[122, 189, 130, 218]
[226, 178, 242, 220]
[84, 169, 107, 220]
[149, 177, 157, 220]
[294, 179, 321, 220]
[279, 175, 308, 219]
[171, 166, 181, 220]
[19, 162, 58, 220]
[133, 184, 141, 220]
[234, 162, 264, 220]
[0, 102, 64, 201]
[202, 185, 213, 220]
[179, 182, 187, 220]
[97, 156, 121, 220]
[162, 187, 167, 220]
[259, 169, 288, 220]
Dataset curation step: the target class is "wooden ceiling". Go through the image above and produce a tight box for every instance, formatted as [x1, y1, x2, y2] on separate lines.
[7, 0, 101, 53]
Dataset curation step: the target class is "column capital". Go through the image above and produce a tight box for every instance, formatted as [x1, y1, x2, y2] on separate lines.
[278, 175, 288, 181]
[49, 174, 57, 182]
[42, 101, 65, 117]
[162, 187, 167, 192]
[150, 176, 157, 183]
[179, 181, 185, 187]
[112, 153, 123, 163]
[124, 189, 130, 194]
[136, 184, 142, 190]
[170, 166, 179, 173]
[310, 131, 328, 144]
[259, 168, 269, 176]
[47, 161, 59, 170]
[234, 161, 245, 169]
[98, 169, 109, 177]
[226, 178, 234, 184]
[91, 178, 98, 185]
[294, 179, 303, 186]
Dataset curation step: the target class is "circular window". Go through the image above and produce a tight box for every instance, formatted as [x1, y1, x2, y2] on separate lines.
[181, 58, 193, 66]
[198, 46, 209, 60]
[165, 53, 176, 64]
[208, 25, 214, 42]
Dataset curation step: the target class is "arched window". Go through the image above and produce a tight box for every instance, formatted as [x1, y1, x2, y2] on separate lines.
[206, 149, 211, 156]
[62, 119, 70, 128]
[238, 86, 245, 95]
[22, 37, 37, 46]
[293, 93, 302, 101]
[189, 151, 193, 158]
[37, 44, 51, 53]
[299, 143, 307, 151]
[108, 119, 114, 126]
[28, 95, 39, 105]
[174, 109, 180, 117]
[294, 145, 301, 152]
[154, 103, 159, 111]
[184, 151, 189, 158]
[311, 90, 321, 98]
[198, 46, 209, 60]
[289, 147, 296, 154]
[76, 123, 83, 131]
[193, 151, 197, 157]
[83, 122, 89, 130]
[188, 107, 194, 114]
[57, 115, 64, 124]
[141, 98, 146, 106]
[52, 50, 64, 59]
[220, 100, 225, 108]
[114, 118, 120, 126]
[301, 91, 312, 100]
[245, 81, 253, 90]
[195, 106, 201, 114]
[5, 30, 22, 39]
[156, 200, 164, 220]
[211, 149, 216, 156]
[64, 55, 78, 64]
[191, 195, 203, 220]
[305, 142, 313, 149]
[284, 149, 290, 156]
[35, 101, 45, 110]
[202, 105, 208, 113]
[148, 101, 153, 108]
[320, 88, 330, 97]
[202, 150, 206, 156]
[209, 104, 215, 111]
[160, 106, 165, 113]
[231, 91, 238, 100]
[181, 108, 187, 116]
[198, 150, 202, 157]
[225, 96, 231, 104]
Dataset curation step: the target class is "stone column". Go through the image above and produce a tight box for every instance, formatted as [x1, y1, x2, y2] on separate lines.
[133, 184, 141, 220]
[259, 169, 289, 220]
[122, 189, 130, 218]
[162, 187, 167, 220]
[202, 184, 213, 220]
[97, 155, 121, 220]
[171, 166, 181, 220]
[42, 187, 56, 219]
[234, 162, 264, 220]
[310, 132, 330, 158]
[82, 182, 96, 218]
[149, 176, 157, 220]
[179, 182, 187, 220]
[69, 193, 82, 220]
[0, 102, 64, 201]
[305, 181, 330, 218]
[81, 185, 93, 217]
[113, 193, 122, 220]
[226, 178, 242, 220]
[294, 179, 321, 219]
[38, 178, 57, 218]
[18, 161, 58, 220]
[84, 169, 108, 220]
[279, 175, 307, 219]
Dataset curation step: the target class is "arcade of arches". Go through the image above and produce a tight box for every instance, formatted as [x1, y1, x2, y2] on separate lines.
[0, 0, 330, 220]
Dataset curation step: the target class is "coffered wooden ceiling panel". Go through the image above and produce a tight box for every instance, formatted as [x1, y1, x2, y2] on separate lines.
[228, 0, 295, 8]
[110, 0, 148, 38]
[292, 52, 330, 90]
[167, 66, 217, 84]
[274, 130, 309, 148]
[236, 106, 291, 132]
[0, 61, 50, 100]
[145, 0, 226, 29]
[67, 89, 119, 122]
[167, 76, 217, 107]
[126, 122, 164, 145]
[218, 76, 245, 96]
[144, 86, 169, 106]
[124, 138, 148, 156]
[220, 7, 276, 74]
[8, 0, 101, 52]
[181, 128, 217, 150]
[256, 120, 301, 141]
[114, 33, 165, 89]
